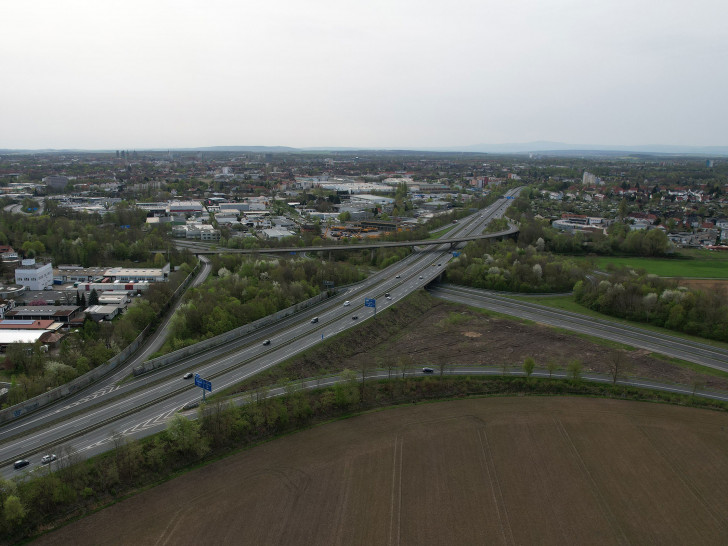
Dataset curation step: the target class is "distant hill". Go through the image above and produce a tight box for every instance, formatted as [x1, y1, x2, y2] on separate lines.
[1, 142, 727, 156]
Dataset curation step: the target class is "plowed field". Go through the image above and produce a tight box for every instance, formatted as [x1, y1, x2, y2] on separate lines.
[35, 397, 728, 545]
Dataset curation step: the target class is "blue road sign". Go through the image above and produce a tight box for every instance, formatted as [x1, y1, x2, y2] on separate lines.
[452, 251, 460, 257]
[194, 374, 212, 392]
[506, 196, 514, 199]
[364, 298, 376, 308]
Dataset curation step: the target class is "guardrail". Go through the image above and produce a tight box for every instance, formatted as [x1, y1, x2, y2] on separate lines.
[0, 262, 201, 425]
[132, 289, 337, 376]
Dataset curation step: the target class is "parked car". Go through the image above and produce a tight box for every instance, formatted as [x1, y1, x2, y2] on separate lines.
[13, 460, 30, 470]
[263, 339, 271, 346]
[183, 372, 193, 380]
[422, 367, 434, 374]
[41, 454, 57, 465]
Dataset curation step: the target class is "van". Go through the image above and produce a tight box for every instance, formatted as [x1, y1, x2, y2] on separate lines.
[311, 317, 319, 323]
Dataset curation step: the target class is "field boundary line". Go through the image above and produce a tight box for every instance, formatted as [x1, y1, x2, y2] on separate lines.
[387, 435, 404, 546]
[478, 428, 514, 545]
[553, 416, 629, 545]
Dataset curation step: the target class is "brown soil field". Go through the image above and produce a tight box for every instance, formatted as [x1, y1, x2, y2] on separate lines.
[35, 397, 728, 545]
[675, 278, 728, 294]
[244, 294, 728, 393]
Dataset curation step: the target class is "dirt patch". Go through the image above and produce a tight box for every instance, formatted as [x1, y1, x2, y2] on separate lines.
[34, 397, 728, 545]
[676, 278, 728, 294]
[238, 292, 728, 393]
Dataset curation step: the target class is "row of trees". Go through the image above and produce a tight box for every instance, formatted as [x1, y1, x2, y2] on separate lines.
[445, 239, 588, 293]
[574, 269, 728, 341]
[161, 256, 366, 352]
[0, 201, 183, 267]
[4, 370, 720, 542]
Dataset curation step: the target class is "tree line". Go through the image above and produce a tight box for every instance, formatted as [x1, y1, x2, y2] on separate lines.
[2, 372, 724, 543]
[574, 268, 728, 341]
[160, 256, 366, 353]
[445, 239, 588, 293]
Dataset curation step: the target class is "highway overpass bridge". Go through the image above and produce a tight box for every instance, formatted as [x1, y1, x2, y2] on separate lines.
[175, 223, 520, 255]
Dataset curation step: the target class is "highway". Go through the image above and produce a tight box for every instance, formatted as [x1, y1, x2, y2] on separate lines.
[173, 223, 519, 254]
[429, 284, 728, 372]
[0, 191, 521, 475]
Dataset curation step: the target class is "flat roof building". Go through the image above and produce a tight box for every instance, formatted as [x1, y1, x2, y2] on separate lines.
[15, 259, 53, 291]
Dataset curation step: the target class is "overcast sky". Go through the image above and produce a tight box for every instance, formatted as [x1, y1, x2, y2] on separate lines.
[2, 0, 726, 150]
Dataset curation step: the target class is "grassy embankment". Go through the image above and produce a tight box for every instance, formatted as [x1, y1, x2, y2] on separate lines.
[574, 248, 728, 278]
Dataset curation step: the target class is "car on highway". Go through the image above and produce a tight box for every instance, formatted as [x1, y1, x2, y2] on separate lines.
[343, 300, 350, 306]
[41, 454, 57, 465]
[395, 275, 401, 279]
[422, 367, 434, 374]
[438, 263, 442, 266]
[352, 315, 358, 320]
[419, 275, 423, 280]
[183, 372, 193, 380]
[13, 459, 30, 470]
[263, 339, 271, 346]
[311, 317, 319, 323]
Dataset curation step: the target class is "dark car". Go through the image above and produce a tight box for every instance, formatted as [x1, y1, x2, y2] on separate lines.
[352, 315, 358, 320]
[311, 317, 319, 323]
[422, 367, 434, 374]
[183, 372, 193, 380]
[263, 339, 271, 346]
[13, 459, 30, 470]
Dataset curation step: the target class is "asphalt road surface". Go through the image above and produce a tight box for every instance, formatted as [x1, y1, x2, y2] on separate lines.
[0, 191, 521, 475]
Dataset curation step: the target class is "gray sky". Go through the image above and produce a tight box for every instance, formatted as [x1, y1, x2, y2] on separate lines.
[2, 0, 726, 149]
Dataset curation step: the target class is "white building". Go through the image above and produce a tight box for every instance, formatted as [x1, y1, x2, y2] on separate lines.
[15, 259, 53, 291]
[105, 264, 170, 282]
[262, 228, 295, 239]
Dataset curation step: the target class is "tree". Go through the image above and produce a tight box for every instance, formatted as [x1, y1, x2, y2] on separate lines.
[3, 495, 25, 526]
[89, 288, 99, 306]
[567, 359, 582, 381]
[546, 359, 557, 379]
[398, 355, 413, 379]
[523, 357, 535, 379]
[165, 414, 209, 459]
[608, 350, 629, 385]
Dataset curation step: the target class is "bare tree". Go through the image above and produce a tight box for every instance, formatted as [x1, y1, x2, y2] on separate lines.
[386, 357, 397, 379]
[399, 355, 413, 379]
[608, 350, 630, 385]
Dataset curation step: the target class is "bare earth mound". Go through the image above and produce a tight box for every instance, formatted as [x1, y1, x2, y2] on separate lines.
[35, 397, 728, 545]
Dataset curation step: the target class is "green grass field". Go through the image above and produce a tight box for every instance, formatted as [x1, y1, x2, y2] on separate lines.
[574, 250, 728, 278]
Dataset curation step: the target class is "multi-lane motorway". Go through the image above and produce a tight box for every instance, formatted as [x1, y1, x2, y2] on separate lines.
[0, 191, 521, 476]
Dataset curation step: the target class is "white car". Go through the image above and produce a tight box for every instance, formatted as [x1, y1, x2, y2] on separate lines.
[41, 454, 57, 465]
[343, 300, 350, 306]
